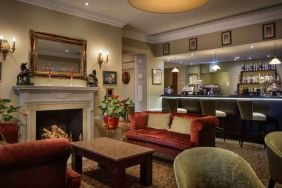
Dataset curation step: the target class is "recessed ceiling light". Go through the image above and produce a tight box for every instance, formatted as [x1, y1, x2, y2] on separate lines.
[267, 54, 271, 58]
[65, 49, 69, 53]
[250, 45, 254, 49]
[248, 57, 252, 60]
[85, 2, 89, 6]
[234, 56, 240, 59]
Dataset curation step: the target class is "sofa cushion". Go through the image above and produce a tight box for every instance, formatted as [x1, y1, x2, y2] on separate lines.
[169, 116, 192, 134]
[125, 127, 194, 150]
[147, 113, 170, 129]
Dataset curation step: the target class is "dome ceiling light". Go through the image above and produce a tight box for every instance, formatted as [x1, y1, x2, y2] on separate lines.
[127, 0, 208, 13]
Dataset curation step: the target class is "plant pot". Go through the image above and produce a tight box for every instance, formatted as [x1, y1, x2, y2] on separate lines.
[105, 116, 119, 130]
[0, 122, 19, 143]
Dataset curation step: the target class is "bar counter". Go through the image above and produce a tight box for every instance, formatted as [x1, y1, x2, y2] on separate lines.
[161, 95, 281, 142]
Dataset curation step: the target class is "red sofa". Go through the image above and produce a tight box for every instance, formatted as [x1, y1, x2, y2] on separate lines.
[125, 112, 219, 156]
[0, 123, 81, 188]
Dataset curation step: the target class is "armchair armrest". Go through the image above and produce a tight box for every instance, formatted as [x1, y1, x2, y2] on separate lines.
[128, 112, 149, 130]
[190, 116, 219, 147]
[66, 168, 81, 188]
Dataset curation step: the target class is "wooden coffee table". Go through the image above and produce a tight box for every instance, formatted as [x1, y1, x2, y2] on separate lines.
[71, 137, 154, 188]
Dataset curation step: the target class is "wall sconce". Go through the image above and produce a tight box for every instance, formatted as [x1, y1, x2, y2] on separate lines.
[0, 34, 16, 60]
[97, 50, 109, 68]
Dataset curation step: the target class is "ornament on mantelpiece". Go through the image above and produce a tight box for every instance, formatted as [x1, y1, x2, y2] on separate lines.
[87, 70, 98, 87]
[16, 63, 33, 85]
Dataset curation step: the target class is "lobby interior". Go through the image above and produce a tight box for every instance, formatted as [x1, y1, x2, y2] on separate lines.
[1, 0, 282, 187]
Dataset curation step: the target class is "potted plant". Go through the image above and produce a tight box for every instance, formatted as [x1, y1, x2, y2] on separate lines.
[99, 95, 134, 130]
[0, 98, 20, 122]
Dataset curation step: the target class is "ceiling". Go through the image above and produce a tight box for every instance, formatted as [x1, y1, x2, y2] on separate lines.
[18, 0, 282, 36]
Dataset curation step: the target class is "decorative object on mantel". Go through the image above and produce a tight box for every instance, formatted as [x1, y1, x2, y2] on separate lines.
[99, 95, 134, 130]
[87, 70, 98, 87]
[97, 50, 109, 68]
[0, 34, 16, 60]
[122, 72, 130, 84]
[16, 63, 33, 85]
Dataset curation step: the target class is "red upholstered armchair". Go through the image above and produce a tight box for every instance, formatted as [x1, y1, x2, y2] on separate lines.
[0, 138, 81, 188]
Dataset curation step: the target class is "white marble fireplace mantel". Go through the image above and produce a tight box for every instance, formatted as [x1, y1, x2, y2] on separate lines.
[13, 85, 99, 142]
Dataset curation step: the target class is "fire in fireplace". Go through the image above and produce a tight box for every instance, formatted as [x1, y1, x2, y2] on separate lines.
[36, 109, 83, 141]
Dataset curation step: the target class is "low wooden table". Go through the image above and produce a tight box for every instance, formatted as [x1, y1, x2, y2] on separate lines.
[71, 137, 154, 188]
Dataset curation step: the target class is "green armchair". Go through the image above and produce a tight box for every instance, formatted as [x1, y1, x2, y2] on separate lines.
[174, 147, 264, 188]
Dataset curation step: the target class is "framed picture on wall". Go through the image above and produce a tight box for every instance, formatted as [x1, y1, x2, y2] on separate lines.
[221, 31, 232, 46]
[152, 69, 162, 85]
[189, 38, 197, 51]
[106, 88, 114, 96]
[263, 23, 275, 39]
[103, 71, 117, 85]
[163, 43, 170, 55]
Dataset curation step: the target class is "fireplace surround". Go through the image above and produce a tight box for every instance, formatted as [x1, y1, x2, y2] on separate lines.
[13, 85, 98, 142]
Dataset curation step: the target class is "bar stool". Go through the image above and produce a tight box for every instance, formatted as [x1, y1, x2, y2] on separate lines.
[237, 100, 267, 147]
[200, 99, 227, 141]
[166, 99, 187, 113]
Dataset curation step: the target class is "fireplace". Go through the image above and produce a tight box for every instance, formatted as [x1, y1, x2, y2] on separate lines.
[13, 86, 98, 142]
[36, 109, 83, 141]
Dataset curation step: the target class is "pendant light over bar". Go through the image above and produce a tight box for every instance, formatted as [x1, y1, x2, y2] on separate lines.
[127, 0, 208, 13]
[172, 67, 179, 72]
[269, 43, 281, 65]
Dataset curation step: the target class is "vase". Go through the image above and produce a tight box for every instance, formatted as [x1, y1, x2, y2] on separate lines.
[104, 116, 119, 130]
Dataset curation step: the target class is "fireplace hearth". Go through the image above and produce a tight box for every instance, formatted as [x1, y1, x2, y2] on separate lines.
[36, 109, 83, 141]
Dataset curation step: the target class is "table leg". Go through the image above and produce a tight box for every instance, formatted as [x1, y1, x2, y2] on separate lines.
[140, 153, 152, 186]
[71, 148, 82, 174]
[112, 165, 125, 188]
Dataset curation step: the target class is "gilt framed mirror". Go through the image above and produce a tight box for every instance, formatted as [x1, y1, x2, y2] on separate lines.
[29, 30, 87, 79]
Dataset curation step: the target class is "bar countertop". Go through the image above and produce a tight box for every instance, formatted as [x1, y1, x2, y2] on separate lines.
[161, 94, 282, 101]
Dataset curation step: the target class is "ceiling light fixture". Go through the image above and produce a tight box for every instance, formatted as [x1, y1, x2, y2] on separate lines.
[127, 0, 208, 13]
[172, 67, 179, 72]
[85, 2, 89, 6]
[269, 43, 281, 65]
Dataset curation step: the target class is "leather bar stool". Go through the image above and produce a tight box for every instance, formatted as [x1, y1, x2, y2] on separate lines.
[166, 99, 187, 113]
[237, 100, 267, 147]
[200, 99, 227, 141]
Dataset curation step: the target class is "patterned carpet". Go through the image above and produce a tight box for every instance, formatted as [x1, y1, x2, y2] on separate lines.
[79, 139, 281, 188]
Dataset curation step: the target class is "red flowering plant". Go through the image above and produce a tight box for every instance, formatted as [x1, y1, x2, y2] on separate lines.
[99, 95, 134, 118]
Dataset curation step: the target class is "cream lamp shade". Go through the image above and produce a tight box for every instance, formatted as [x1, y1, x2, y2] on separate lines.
[269, 57, 281, 65]
[127, 0, 208, 13]
[172, 67, 179, 72]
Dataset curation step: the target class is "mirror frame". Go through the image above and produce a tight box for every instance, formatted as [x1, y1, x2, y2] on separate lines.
[29, 30, 87, 79]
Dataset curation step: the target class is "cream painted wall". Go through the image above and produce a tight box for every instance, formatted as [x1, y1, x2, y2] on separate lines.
[154, 19, 282, 56]
[0, 0, 122, 115]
